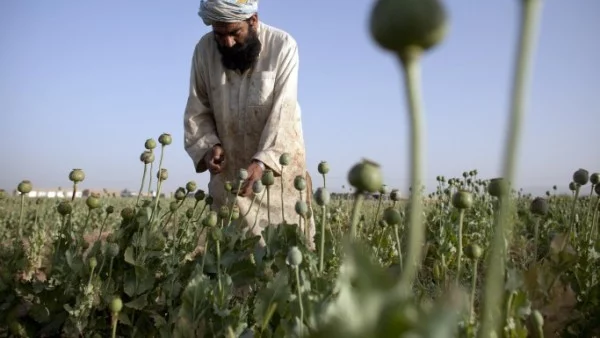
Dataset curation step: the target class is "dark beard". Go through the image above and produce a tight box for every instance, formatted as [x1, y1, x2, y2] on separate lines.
[216, 28, 261, 73]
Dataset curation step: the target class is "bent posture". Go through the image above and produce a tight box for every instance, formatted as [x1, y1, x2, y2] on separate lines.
[184, 0, 315, 248]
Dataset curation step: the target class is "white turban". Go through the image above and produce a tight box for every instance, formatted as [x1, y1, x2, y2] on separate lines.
[198, 0, 259, 26]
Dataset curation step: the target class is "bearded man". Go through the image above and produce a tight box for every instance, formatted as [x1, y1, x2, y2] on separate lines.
[183, 0, 315, 249]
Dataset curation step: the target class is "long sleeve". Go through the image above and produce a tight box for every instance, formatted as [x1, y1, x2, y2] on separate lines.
[252, 37, 301, 176]
[183, 43, 221, 173]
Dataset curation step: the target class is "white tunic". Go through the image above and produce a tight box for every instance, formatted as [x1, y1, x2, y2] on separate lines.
[183, 21, 315, 248]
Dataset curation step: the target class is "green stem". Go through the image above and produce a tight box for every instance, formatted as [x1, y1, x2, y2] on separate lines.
[561, 185, 580, 252]
[456, 209, 465, 285]
[295, 266, 304, 335]
[319, 205, 327, 273]
[281, 166, 286, 223]
[478, 0, 543, 336]
[71, 183, 78, 202]
[136, 163, 148, 207]
[534, 217, 540, 264]
[18, 194, 25, 240]
[396, 48, 426, 293]
[148, 150, 155, 196]
[349, 192, 365, 239]
[393, 224, 403, 272]
[470, 259, 479, 324]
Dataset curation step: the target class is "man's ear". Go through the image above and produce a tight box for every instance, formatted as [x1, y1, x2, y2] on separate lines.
[248, 13, 258, 27]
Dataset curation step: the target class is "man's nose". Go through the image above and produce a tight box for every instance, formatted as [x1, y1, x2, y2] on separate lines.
[221, 36, 235, 48]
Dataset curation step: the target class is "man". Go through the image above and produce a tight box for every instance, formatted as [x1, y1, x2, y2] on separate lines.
[183, 0, 315, 249]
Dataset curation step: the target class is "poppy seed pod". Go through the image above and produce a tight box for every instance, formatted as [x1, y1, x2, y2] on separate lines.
[383, 207, 401, 226]
[17, 180, 32, 194]
[158, 133, 172, 146]
[186, 181, 197, 193]
[348, 159, 383, 193]
[390, 189, 401, 201]
[530, 197, 549, 216]
[140, 150, 154, 164]
[110, 297, 123, 314]
[318, 161, 329, 175]
[369, 0, 448, 55]
[452, 190, 473, 209]
[157, 169, 168, 181]
[464, 243, 483, 260]
[573, 169, 589, 186]
[57, 201, 73, 216]
[569, 182, 577, 192]
[169, 201, 178, 213]
[590, 172, 599, 186]
[86, 193, 101, 210]
[194, 189, 206, 201]
[314, 187, 330, 206]
[294, 175, 306, 191]
[237, 169, 249, 181]
[203, 211, 218, 227]
[219, 206, 229, 219]
[287, 246, 303, 267]
[261, 170, 275, 186]
[279, 153, 291, 166]
[487, 178, 507, 198]
[253, 180, 264, 194]
[231, 205, 240, 220]
[174, 187, 187, 201]
[105, 205, 115, 214]
[69, 169, 85, 183]
[186, 207, 195, 219]
[121, 207, 135, 221]
[295, 200, 308, 216]
[145, 138, 156, 150]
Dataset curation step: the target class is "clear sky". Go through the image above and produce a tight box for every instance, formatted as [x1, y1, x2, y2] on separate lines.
[1, 1, 598, 196]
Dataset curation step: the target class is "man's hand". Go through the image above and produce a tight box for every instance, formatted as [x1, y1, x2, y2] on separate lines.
[204, 144, 225, 174]
[239, 161, 264, 197]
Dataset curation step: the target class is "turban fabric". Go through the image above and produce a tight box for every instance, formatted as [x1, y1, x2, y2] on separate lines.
[198, 0, 259, 26]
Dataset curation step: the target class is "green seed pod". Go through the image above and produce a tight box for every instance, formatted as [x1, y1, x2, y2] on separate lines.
[202, 211, 218, 227]
[158, 133, 172, 146]
[318, 161, 330, 175]
[383, 207, 401, 226]
[205, 195, 214, 205]
[295, 200, 308, 216]
[169, 201, 179, 213]
[390, 189, 401, 201]
[379, 184, 388, 195]
[121, 207, 135, 221]
[464, 243, 483, 260]
[237, 169, 248, 181]
[462, 172, 468, 179]
[590, 173, 600, 186]
[379, 219, 388, 228]
[348, 159, 384, 193]
[107, 243, 119, 257]
[105, 205, 114, 214]
[82, 241, 90, 250]
[194, 189, 206, 201]
[573, 168, 589, 186]
[86, 193, 101, 209]
[531, 310, 544, 328]
[545, 191, 550, 197]
[287, 246, 303, 266]
[106, 234, 116, 243]
[17, 180, 32, 194]
[530, 197, 549, 216]
[185, 207, 194, 219]
[569, 182, 577, 192]
[140, 150, 154, 164]
[279, 153, 291, 166]
[157, 168, 168, 181]
[89, 256, 97, 270]
[174, 187, 187, 201]
[487, 178, 507, 198]
[145, 138, 157, 150]
[68, 168, 85, 183]
[186, 181, 197, 193]
[110, 297, 123, 313]
[218, 206, 229, 219]
[224, 181, 233, 192]
[261, 169, 275, 186]
[452, 190, 473, 209]
[252, 180, 264, 194]
[294, 175, 306, 191]
[231, 205, 240, 220]
[369, 0, 448, 55]
[314, 187, 331, 206]
[57, 201, 73, 216]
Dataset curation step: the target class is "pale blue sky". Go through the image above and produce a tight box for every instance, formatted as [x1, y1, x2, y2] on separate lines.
[1, 1, 598, 195]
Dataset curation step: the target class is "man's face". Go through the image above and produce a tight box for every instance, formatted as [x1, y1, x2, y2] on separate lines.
[212, 15, 261, 72]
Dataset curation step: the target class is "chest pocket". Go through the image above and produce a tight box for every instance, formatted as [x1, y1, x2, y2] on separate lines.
[245, 71, 277, 136]
[247, 71, 276, 108]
